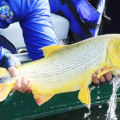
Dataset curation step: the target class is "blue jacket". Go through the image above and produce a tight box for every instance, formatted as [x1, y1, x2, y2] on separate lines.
[0, 0, 61, 60]
[0, 46, 20, 68]
[0, 46, 10, 67]
[49, 0, 103, 39]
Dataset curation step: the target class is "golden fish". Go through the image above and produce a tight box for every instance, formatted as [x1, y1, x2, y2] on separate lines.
[0, 34, 120, 107]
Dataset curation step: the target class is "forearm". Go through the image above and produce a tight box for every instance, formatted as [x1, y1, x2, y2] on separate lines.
[20, 0, 62, 60]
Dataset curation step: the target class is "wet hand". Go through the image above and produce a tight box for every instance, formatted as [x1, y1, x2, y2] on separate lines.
[92, 67, 113, 85]
[8, 66, 32, 93]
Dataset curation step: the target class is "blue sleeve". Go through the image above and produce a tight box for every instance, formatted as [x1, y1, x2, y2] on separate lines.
[0, 46, 11, 60]
[19, 0, 62, 60]
[0, 46, 21, 68]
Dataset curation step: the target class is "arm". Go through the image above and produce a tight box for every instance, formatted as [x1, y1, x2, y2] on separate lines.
[0, 0, 61, 92]
[0, 46, 31, 93]
[19, 0, 62, 60]
[0, 47, 21, 68]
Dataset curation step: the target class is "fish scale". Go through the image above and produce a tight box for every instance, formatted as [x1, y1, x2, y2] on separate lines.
[0, 34, 120, 106]
[18, 36, 109, 89]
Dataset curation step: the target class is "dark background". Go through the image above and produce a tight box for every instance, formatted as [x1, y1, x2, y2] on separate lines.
[102, 0, 120, 34]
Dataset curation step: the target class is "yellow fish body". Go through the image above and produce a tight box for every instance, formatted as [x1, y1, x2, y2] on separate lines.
[0, 34, 120, 107]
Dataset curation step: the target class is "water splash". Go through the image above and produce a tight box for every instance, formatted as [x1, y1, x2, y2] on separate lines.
[84, 106, 91, 119]
[106, 77, 120, 120]
[84, 111, 91, 119]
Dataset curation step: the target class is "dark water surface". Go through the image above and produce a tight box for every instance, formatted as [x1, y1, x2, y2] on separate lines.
[36, 101, 120, 120]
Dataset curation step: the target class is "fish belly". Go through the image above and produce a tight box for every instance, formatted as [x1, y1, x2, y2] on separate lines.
[18, 35, 111, 94]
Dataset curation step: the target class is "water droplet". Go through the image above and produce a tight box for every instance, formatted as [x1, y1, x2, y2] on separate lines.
[98, 105, 102, 109]
[13, 102, 16, 106]
[9, 92, 14, 96]
[97, 116, 100, 119]
[21, 101, 24, 104]
[96, 96, 100, 100]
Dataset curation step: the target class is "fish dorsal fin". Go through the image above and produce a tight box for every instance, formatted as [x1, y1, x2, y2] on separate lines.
[0, 67, 7, 78]
[40, 45, 66, 57]
[78, 85, 91, 107]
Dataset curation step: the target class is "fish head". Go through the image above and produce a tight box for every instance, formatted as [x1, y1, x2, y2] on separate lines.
[108, 36, 120, 69]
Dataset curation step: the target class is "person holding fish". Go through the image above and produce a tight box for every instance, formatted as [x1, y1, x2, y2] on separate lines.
[0, 0, 113, 94]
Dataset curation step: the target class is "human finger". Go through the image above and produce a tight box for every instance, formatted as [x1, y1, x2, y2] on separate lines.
[102, 68, 112, 81]
[25, 88, 32, 93]
[92, 73, 99, 84]
[18, 77, 28, 93]
[18, 77, 31, 93]
[96, 69, 105, 82]
[11, 78, 21, 92]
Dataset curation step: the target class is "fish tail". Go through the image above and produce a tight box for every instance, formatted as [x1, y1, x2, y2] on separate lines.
[0, 82, 15, 101]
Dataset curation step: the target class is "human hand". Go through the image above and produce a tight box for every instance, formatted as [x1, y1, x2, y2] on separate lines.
[8, 66, 32, 93]
[92, 67, 113, 85]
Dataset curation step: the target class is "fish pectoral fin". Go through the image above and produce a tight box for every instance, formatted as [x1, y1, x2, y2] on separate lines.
[78, 85, 91, 106]
[40, 45, 66, 57]
[33, 93, 54, 106]
[97, 67, 113, 79]
[0, 67, 7, 77]
[0, 82, 15, 101]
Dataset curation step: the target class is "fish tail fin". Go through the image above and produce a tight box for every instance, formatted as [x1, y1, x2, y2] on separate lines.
[0, 82, 15, 101]
[78, 85, 91, 106]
